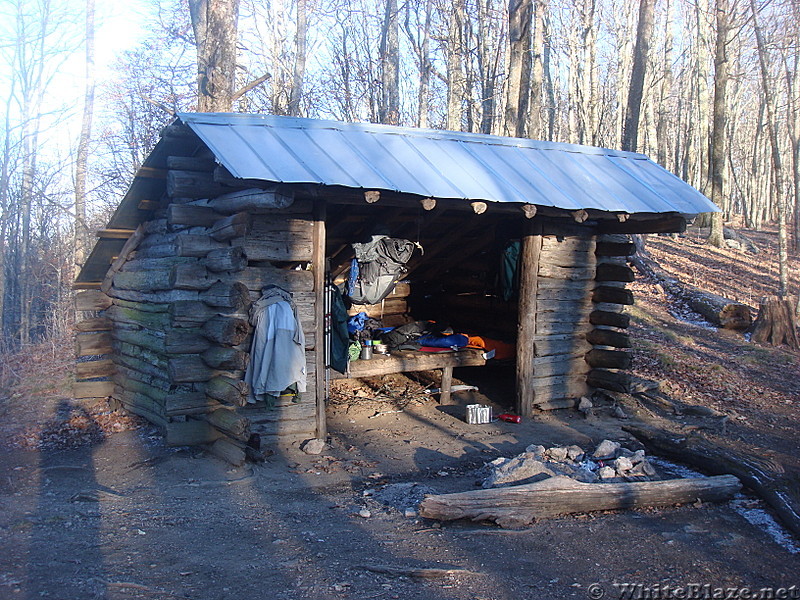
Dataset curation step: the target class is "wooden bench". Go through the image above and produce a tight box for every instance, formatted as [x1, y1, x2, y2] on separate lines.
[331, 349, 488, 403]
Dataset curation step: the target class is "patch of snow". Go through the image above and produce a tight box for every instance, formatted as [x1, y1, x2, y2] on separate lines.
[730, 497, 800, 555]
[648, 457, 706, 479]
[667, 309, 717, 331]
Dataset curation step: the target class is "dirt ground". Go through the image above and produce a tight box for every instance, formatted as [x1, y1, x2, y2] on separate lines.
[1, 225, 799, 600]
[1, 370, 799, 600]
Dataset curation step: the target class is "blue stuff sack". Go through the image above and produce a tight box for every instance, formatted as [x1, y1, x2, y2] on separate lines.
[416, 333, 469, 349]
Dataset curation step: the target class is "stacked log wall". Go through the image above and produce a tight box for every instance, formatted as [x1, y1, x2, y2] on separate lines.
[74, 290, 115, 401]
[586, 233, 636, 393]
[531, 234, 594, 408]
[104, 160, 319, 463]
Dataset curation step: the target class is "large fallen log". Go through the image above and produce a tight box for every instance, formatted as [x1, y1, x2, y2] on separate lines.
[418, 474, 741, 529]
[624, 424, 800, 538]
[631, 239, 752, 330]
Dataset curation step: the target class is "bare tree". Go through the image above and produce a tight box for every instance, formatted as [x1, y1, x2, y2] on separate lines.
[750, 0, 790, 297]
[188, 0, 240, 112]
[621, 0, 656, 152]
[74, 0, 95, 267]
[378, 0, 400, 124]
[504, 0, 533, 137]
[707, 0, 732, 247]
[288, 0, 308, 117]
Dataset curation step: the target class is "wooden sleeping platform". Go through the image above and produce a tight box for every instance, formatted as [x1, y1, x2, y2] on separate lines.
[331, 348, 488, 403]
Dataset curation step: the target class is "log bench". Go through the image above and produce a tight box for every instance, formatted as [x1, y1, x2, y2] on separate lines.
[331, 349, 488, 403]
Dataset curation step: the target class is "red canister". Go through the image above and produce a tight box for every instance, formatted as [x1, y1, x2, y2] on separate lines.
[497, 413, 521, 423]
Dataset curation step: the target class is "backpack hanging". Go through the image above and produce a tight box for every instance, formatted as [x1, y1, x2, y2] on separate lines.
[347, 235, 415, 305]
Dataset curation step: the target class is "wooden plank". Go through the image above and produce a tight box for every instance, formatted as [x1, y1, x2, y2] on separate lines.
[334, 349, 487, 379]
[237, 265, 315, 293]
[76, 332, 113, 356]
[313, 200, 327, 440]
[137, 166, 167, 179]
[96, 228, 135, 239]
[538, 264, 595, 281]
[347, 299, 408, 318]
[76, 359, 115, 379]
[517, 222, 543, 418]
[73, 380, 114, 399]
[242, 215, 314, 261]
[101, 224, 146, 294]
[75, 317, 112, 332]
[138, 199, 161, 211]
[75, 289, 113, 311]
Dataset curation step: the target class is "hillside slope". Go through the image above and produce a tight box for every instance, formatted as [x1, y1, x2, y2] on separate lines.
[629, 226, 800, 475]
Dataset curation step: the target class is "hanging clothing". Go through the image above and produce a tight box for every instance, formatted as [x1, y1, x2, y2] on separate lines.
[329, 284, 350, 374]
[245, 285, 306, 404]
[500, 240, 521, 301]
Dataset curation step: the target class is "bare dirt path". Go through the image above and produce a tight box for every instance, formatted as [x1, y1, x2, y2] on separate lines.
[1, 381, 799, 600]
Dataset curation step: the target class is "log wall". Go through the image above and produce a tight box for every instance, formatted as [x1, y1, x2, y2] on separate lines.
[99, 163, 320, 462]
[586, 233, 635, 394]
[74, 290, 115, 401]
[530, 234, 595, 407]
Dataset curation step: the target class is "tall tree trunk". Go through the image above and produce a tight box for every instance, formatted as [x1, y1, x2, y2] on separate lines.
[656, 0, 674, 167]
[579, 0, 598, 144]
[188, 0, 240, 112]
[378, 0, 400, 125]
[751, 0, 790, 297]
[446, 0, 467, 131]
[543, 9, 556, 140]
[504, 0, 533, 137]
[707, 0, 730, 248]
[527, 0, 546, 139]
[288, 0, 307, 117]
[622, 0, 656, 152]
[418, 0, 432, 128]
[782, 35, 800, 252]
[74, 0, 95, 268]
[693, 0, 712, 194]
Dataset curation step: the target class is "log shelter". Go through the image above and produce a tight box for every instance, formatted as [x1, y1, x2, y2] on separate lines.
[74, 113, 718, 463]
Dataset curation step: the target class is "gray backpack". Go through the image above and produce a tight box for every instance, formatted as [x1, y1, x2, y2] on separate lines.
[347, 235, 415, 305]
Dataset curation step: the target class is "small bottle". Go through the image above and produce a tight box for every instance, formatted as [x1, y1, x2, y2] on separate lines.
[360, 340, 373, 360]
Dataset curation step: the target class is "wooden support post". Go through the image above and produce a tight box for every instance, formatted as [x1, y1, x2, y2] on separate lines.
[440, 366, 454, 404]
[516, 220, 543, 417]
[313, 199, 327, 440]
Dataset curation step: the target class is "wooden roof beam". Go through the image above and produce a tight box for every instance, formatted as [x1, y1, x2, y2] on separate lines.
[95, 228, 135, 239]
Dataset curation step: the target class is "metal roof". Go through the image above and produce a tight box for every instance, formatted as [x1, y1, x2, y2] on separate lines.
[178, 112, 718, 216]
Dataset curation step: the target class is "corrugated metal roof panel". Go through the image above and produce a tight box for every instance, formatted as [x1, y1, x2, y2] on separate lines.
[178, 112, 719, 215]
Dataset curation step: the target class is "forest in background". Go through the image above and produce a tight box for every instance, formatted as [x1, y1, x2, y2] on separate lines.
[0, 0, 798, 349]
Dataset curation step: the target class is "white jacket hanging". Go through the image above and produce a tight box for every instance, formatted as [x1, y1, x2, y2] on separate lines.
[245, 286, 306, 403]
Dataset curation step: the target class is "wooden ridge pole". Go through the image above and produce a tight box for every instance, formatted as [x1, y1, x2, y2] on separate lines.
[516, 219, 543, 416]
